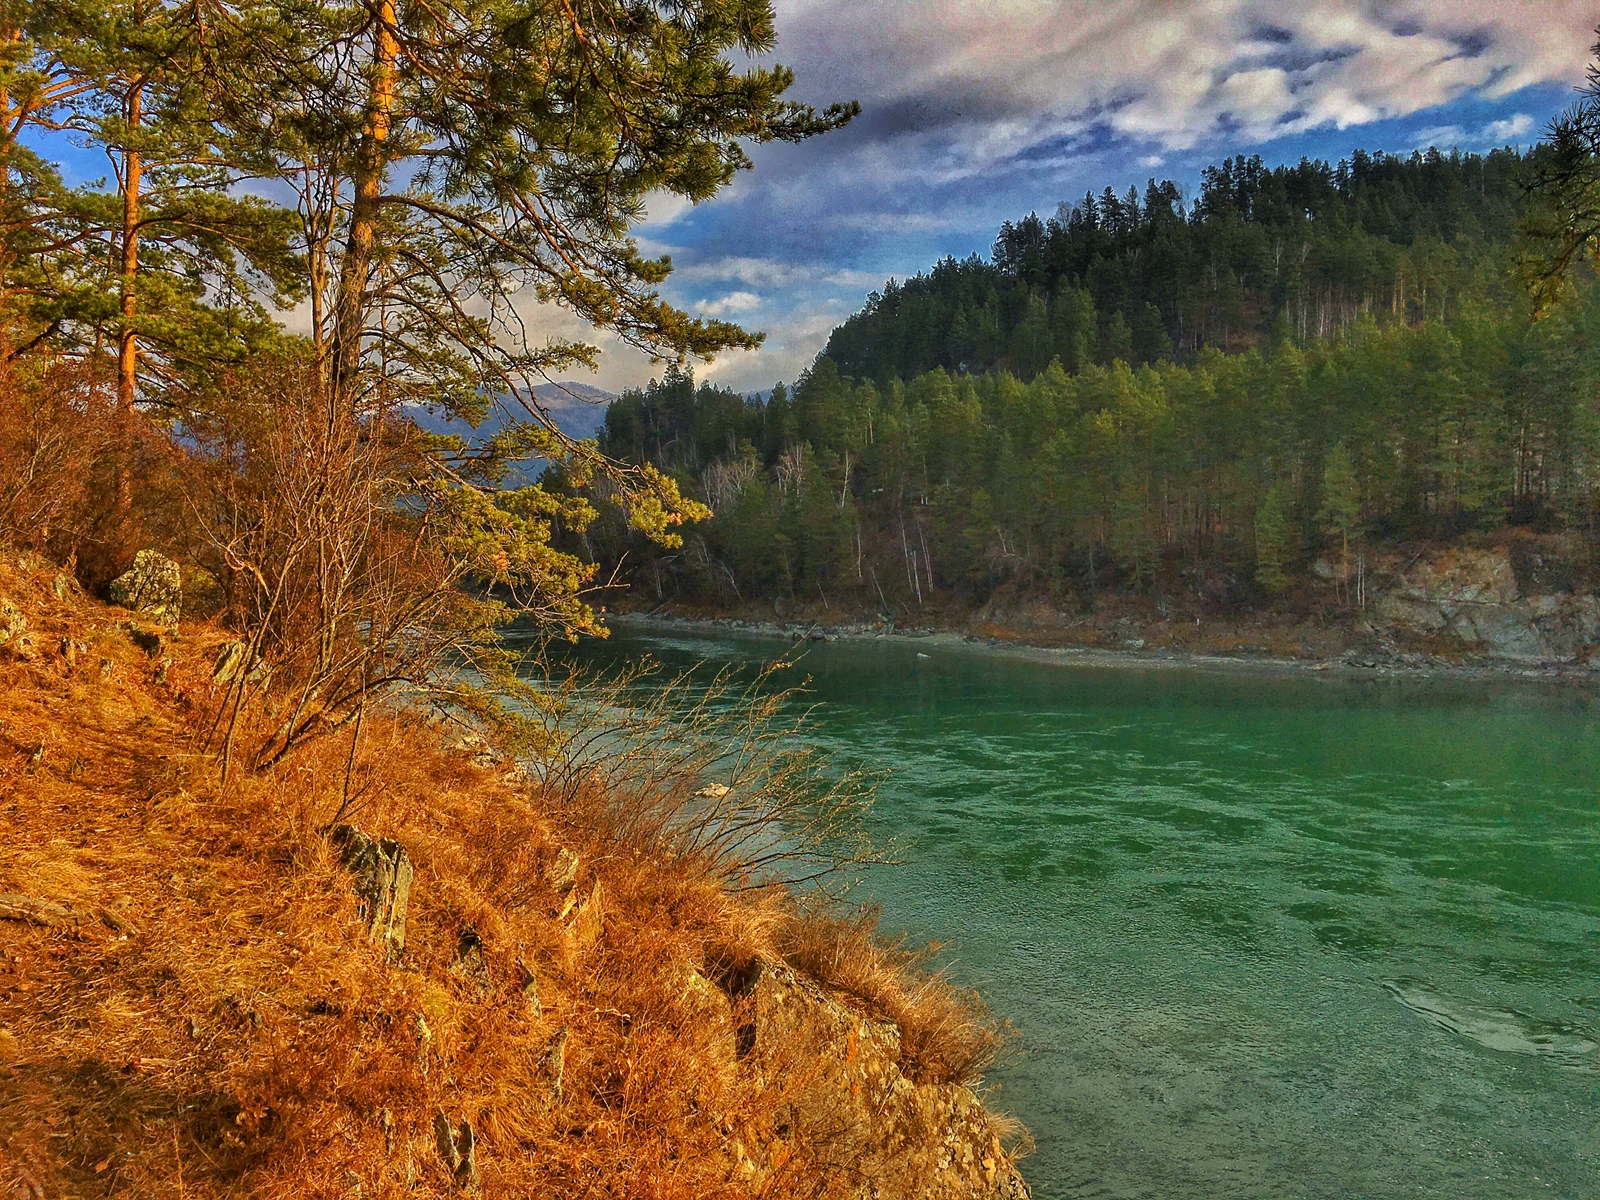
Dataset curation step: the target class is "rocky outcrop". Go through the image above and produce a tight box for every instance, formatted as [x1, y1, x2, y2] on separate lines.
[0, 595, 34, 659]
[1373, 545, 1600, 662]
[330, 825, 413, 959]
[740, 961, 1029, 1200]
[108, 549, 183, 626]
[432, 1111, 481, 1193]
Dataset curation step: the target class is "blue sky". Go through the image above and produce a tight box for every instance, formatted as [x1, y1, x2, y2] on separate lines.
[566, 0, 1600, 395]
[38, 2, 1600, 397]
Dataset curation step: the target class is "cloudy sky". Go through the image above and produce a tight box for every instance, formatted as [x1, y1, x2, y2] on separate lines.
[573, 0, 1599, 395]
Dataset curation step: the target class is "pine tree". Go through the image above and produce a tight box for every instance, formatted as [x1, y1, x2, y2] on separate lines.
[36, 0, 301, 407]
[216, 0, 856, 415]
[1318, 443, 1363, 605]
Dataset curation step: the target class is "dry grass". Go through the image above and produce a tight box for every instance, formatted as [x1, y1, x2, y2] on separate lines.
[0, 548, 1015, 1199]
[773, 906, 1008, 1087]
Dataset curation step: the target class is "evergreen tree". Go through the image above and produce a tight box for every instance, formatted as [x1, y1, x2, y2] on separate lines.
[1318, 443, 1363, 605]
[1253, 479, 1293, 594]
[217, 0, 857, 414]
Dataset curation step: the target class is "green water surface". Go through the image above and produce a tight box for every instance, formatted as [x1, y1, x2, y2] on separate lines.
[564, 627, 1600, 1200]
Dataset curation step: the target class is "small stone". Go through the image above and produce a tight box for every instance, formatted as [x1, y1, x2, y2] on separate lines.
[125, 625, 162, 656]
[542, 1024, 570, 1105]
[212, 639, 269, 686]
[107, 550, 182, 626]
[517, 957, 543, 1019]
[449, 928, 491, 998]
[0, 597, 27, 651]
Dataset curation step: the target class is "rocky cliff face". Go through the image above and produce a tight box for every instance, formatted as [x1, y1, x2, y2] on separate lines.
[1370, 542, 1598, 662]
[960, 536, 1600, 667]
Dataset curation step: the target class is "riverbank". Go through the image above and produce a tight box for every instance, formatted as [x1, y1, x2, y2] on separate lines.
[608, 609, 1600, 685]
[0, 548, 1030, 1200]
[608, 541, 1600, 683]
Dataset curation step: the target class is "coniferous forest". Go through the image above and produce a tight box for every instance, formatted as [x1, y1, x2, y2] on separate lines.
[585, 146, 1600, 612]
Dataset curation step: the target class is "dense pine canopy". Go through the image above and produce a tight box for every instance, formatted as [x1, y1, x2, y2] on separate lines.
[825, 148, 1529, 383]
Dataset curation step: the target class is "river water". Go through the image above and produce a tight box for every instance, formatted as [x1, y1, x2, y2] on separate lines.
[560, 625, 1600, 1200]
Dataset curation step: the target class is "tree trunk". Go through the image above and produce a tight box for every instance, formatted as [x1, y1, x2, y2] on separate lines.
[331, 0, 398, 403]
[113, 81, 143, 554]
[118, 85, 142, 415]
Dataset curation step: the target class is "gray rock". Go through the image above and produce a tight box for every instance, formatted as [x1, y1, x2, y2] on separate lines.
[541, 1024, 570, 1105]
[517, 957, 542, 1019]
[330, 825, 412, 960]
[108, 550, 182, 626]
[449, 927, 491, 999]
[744, 960, 1031, 1200]
[212, 639, 270, 686]
[124, 624, 163, 656]
[1461, 605, 1545, 661]
[545, 847, 580, 894]
[0, 597, 33, 659]
[432, 1112, 480, 1193]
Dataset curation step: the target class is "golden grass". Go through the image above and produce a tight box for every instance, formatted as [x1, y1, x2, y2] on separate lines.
[0, 548, 1014, 1199]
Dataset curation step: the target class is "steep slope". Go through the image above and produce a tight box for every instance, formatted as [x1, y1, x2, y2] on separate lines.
[0, 549, 1028, 1199]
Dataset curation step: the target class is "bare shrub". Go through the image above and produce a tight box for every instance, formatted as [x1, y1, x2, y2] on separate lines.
[182, 360, 603, 778]
[0, 362, 100, 548]
[0, 356, 226, 592]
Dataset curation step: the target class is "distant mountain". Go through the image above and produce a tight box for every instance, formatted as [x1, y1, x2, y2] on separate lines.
[519, 380, 616, 441]
[408, 381, 617, 483]
[408, 381, 616, 441]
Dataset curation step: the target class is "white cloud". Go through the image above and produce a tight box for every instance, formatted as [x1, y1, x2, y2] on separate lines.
[695, 290, 762, 317]
[672, 255, 880, 291]
[1484, 112, 1536, 142]
[1411, 124, 1467, 148]
[1411, 111, 1539, 150]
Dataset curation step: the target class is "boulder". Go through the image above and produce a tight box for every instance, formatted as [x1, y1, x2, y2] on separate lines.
[329, 825, 412, 960]
[108, 550, 182, 626]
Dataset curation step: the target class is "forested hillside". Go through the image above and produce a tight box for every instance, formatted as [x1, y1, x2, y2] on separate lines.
[583, 146, 1600, 616]
[825, 148, 1527, 382]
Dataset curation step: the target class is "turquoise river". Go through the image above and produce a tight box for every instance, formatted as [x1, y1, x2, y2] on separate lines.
[561, 624, 1600, 1200]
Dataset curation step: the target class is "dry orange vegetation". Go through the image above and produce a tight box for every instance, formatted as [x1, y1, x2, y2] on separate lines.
[0, 550, 1020, 1200]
